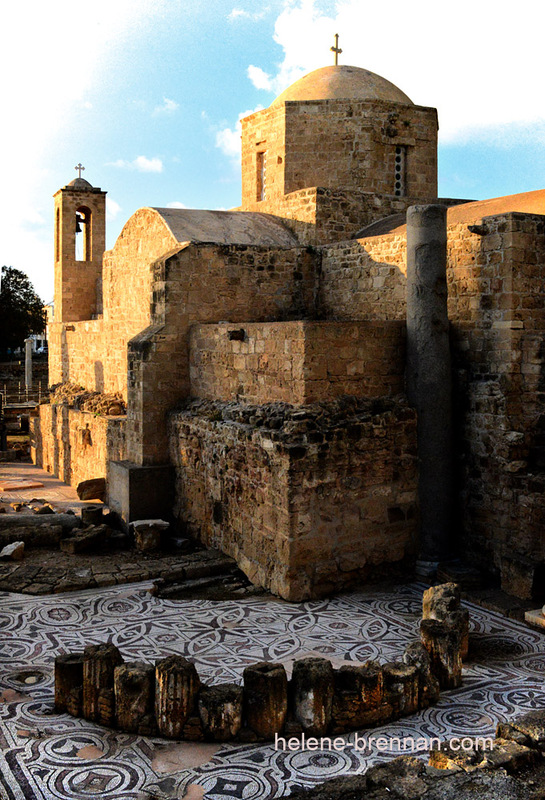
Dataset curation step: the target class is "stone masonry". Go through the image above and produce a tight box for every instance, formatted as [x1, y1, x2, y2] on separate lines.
[36, 63, 545, 601]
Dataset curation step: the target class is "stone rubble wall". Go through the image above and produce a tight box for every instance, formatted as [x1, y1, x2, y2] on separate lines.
[32, 404, 126, 491]
[170, 397, 417, 601]
[189, 321, 405, 405]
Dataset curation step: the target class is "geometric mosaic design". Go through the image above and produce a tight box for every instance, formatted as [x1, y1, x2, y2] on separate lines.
[1, 581, 544, 799]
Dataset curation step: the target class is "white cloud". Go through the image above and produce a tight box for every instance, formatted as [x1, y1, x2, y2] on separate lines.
[153, 97, 179, 115]
[216, 106, 264, 162]
[106, 197, 122, 221]
[109, 156, 164, 173]
[167, 201, 188, 209]
[248, 0, 545, 143]
[247, 65, 273, 91]
[228, 7, 268, 22]
[0, 0, 169, 300]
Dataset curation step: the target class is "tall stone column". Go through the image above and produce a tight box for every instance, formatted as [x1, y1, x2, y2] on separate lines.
[24, 338, 32, 390]
[406, 205, 453, 571]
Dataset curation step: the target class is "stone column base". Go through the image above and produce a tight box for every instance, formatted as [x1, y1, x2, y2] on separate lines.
[108, 460, 173, 529]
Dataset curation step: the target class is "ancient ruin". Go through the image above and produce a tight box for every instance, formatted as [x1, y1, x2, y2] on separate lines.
[31, 62, 545, 606]
[54, 584, 465, 744]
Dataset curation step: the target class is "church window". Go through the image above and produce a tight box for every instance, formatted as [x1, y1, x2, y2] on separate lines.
[257, 151, 267, 201]
[75, 206, 92, 261]
[394, 146, 406, 196]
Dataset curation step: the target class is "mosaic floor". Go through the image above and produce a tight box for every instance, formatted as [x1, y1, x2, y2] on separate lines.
[0, 581, 544, 800]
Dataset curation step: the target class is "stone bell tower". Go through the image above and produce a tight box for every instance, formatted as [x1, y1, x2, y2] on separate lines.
[53, 165, 106, 322]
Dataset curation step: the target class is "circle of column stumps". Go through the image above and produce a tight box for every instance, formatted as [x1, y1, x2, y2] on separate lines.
[54, 584, 468, 742]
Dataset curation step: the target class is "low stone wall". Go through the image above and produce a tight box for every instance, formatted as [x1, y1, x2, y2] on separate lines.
[32, 404, 126, 492]
[170, 396, 418, 601]
[190, 321, 405, 405]
[55, 586, 465, 743]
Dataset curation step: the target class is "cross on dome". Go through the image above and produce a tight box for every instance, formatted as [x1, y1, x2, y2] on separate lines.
[330, 34, 342, 66]
[75, 163, 85, 179]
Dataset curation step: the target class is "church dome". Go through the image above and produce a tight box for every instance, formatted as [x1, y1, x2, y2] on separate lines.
[272, 65, 413, 106]
[67, 177, 94, 190]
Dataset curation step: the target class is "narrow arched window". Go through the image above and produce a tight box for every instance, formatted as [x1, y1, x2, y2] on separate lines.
[75, 206, 92, 261]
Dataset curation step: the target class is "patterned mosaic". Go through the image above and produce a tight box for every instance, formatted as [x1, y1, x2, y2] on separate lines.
[0, 581, 544, 799]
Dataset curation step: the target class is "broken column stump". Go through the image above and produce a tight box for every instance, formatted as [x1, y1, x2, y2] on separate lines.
[155, 655, 200, 738]
[82, 643, 123, 725]
[198, 683, 243, 741]
[131, 519, 169, 553]
[331, 661, 385, 732]
[114, 661, 155, 734]
[422, 582, 469, 660]
[420, 618, 462, 689]
[55, 653, 84, 714]
[402, 641, 440, 709]
[243, 661, 288, 738]
[383, 661, 419, 718]
[81, 505, 104, 526]
[291, 657, 334, 736]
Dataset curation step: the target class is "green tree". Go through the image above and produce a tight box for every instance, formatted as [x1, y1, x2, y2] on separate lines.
[0, 266, 46, 355]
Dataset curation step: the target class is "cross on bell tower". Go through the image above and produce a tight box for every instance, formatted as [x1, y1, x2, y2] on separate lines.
[330, 34, 342, 66]
[75, 163, 85, 179]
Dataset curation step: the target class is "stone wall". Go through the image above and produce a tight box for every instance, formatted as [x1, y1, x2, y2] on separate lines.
[316, 212, 545, 599]
[170, 397, 418, 601]
[319, 234, 407, 320]
[48, 208, 179, 397]
[127, 242, 316, 465]
[243, 187, 435, 246]
[241, 99, 437, 206]
[32, 404, 126, 491]
[189, 321, 405, 405]
[447, 213, 545, 598]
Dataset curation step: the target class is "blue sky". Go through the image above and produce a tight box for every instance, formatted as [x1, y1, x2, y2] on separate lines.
[2, 0, 545, 301]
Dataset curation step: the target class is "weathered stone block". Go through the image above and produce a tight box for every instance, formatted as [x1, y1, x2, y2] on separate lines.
[155, 655, 200, 739]
[429, 737, 537, 773]
[420, 618, 462, 689]
[55, 653, 84, 713]
[60, 524, 111, 554]
[114, 661, 155, 734]
[382, 661, 419, 718]
[83, 643, 123, 724]
[131, 519, 169, 552]
[402, 641, 440, 708]
[0, 541, 25, 561]
[497, 710, 545, 752]
[77, 478, 106, 501]
[243, 661, 288, 738]
[291, 657, 334, 736]
[422, 582, 469, 660]
[198, 683, 243, 741]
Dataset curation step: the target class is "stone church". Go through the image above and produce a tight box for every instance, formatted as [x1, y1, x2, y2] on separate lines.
[33, 64, 545, 603]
